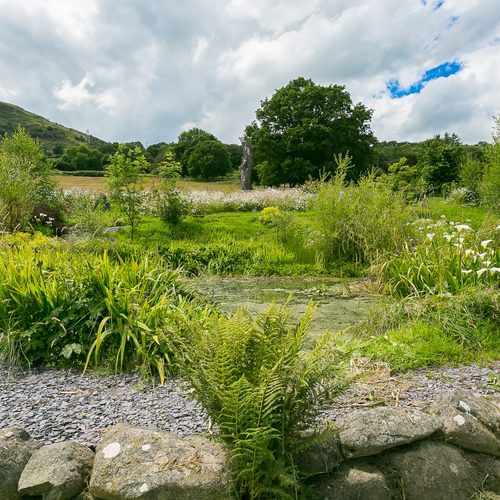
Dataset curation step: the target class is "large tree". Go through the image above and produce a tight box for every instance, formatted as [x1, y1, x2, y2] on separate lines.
[246, 77, 376, 186]
[187, 139, 232, 179]
[174, 128, 217, 175]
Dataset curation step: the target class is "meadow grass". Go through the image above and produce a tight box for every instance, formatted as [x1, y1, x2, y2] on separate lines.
[54, 174, 239, 193]
[420, 196, 492, 228]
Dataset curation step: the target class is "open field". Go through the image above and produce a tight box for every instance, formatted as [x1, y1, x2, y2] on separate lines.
[54, 174, 240, 193]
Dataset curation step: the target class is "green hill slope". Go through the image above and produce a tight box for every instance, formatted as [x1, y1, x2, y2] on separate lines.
[0, 101, 109, 157]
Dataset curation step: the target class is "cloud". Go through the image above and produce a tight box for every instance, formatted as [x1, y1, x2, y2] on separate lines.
[0, 0, 498, 145]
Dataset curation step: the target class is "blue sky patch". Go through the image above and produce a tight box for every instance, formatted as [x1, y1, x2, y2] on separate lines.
[387, 60, 462, 98]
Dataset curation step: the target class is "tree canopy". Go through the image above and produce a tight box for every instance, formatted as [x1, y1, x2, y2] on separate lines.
[187, 139, 232, 179]
[246, 77, 376, 186]
[174, 128, 217, 175]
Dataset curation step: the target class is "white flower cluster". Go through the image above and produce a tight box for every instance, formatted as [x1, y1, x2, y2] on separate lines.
[180, 187, 313, 214]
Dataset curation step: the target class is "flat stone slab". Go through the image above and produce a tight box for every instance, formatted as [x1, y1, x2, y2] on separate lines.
[336, 406, 441, 458]
[89, 424, 231, 499]
[18, 440, 94, 500]
[430, 389, 500, 456]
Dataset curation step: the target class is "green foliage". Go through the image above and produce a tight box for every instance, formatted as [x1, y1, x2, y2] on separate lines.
[174, 128, 217, 174]
[56, 144, 104, 171]
[374, 141, 419, 171]
[0, 235, 211, 379]
[226, 143, 243, 170]
[478, 119, 500, 213]
[187, 139, 232, 179]
[458, 155, 484, 196]
[0, 127, 57, 232]
[155, 151, 190, 225]
[308, 158, 415, 265]
[355, 289, 500, 371]
[106, 145, 149, 239]
[246, 77, 376, 186]
[378, 157, 428, 201]
[419, 133, 465, 193]
[183, 303, 346, 498]
[378, 218, 499, 297]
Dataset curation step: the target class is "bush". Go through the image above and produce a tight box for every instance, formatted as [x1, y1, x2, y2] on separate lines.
[0, 127, 57, 232]
[446, 186, 480, 206]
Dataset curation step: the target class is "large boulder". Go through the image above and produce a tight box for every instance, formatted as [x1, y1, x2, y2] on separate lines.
[336, 407, 441, 458]
[0, 427, 39, 500]
[89, 424, 231, 499]
[18, 440, 94, 500]
[313, 461, 391, 500]
[429, 389, 500, 456]
[465, 450, 500, 495]
[384, 440, 481, 500]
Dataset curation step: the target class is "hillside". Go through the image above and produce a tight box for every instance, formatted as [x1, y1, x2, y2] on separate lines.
[0, 101, 109, 157]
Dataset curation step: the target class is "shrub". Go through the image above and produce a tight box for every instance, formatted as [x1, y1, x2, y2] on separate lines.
[0, 127, 57, 232]
[446, 187, 480, 206]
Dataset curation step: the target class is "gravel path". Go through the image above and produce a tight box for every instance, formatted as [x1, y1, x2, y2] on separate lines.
[1, 362, 498, 448]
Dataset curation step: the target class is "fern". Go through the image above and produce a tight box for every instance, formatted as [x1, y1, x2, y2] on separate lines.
[183, 302, 347, 499]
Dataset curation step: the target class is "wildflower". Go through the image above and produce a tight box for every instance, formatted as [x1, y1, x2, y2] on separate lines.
[483, 261, 492, 267]
[464, 249, 474, 257]
[489, 267, 500, 273]
[461, 269, 473, 274]
[426, 233, 435, 241]
[477, 268, 488, 277]
[443, 233, 454, 242]
[481, 240, 493, 248]
[455, 224, 471, 232]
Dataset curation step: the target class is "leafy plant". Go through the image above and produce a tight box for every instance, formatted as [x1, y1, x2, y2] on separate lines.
[378, 218, 499, 297]
[0, 127, 57, 232]
[0, 235, 212, 379]
[183, 303, 346, 499]
[106, 145, 149, 239]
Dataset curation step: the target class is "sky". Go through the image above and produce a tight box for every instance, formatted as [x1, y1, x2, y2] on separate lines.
[0, 0, 499, 146]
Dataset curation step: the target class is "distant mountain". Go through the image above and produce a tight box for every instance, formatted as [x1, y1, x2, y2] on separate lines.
[0, 101, 109, 157]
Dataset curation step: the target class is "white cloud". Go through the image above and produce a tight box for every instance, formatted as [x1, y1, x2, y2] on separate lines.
[0, 0, 498, 144]
[53, 73, 119, 113]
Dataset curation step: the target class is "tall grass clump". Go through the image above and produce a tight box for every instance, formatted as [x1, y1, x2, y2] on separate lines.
[0, 234, 213, 380]
[308, 156, 415, 267]
[353, 289, 500, 371]
[183, 303, 346, 499]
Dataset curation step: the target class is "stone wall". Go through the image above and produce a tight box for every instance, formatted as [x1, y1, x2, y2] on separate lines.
[1, 388, 498, 499]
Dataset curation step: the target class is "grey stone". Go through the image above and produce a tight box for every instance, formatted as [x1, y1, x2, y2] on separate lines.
[89, 424, 231, 499]
[465, 451, 500, 494]
[0, 427, 39, 500]
[336, 406, 441, 458]
[430, 389, 500, 456]
[384, 440, 481, 500]
[18, 440, 94, 500]
[313, 461, 391, 500]
[295, 428, 343, 476]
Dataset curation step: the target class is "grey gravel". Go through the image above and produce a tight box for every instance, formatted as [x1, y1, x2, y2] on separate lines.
[1, 363, 498, 448]
[320, 361, 500, 422]
[0, 367, 207, 448]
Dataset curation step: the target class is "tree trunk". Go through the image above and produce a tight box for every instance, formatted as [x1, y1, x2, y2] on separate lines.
[239, 135, 253, 190]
